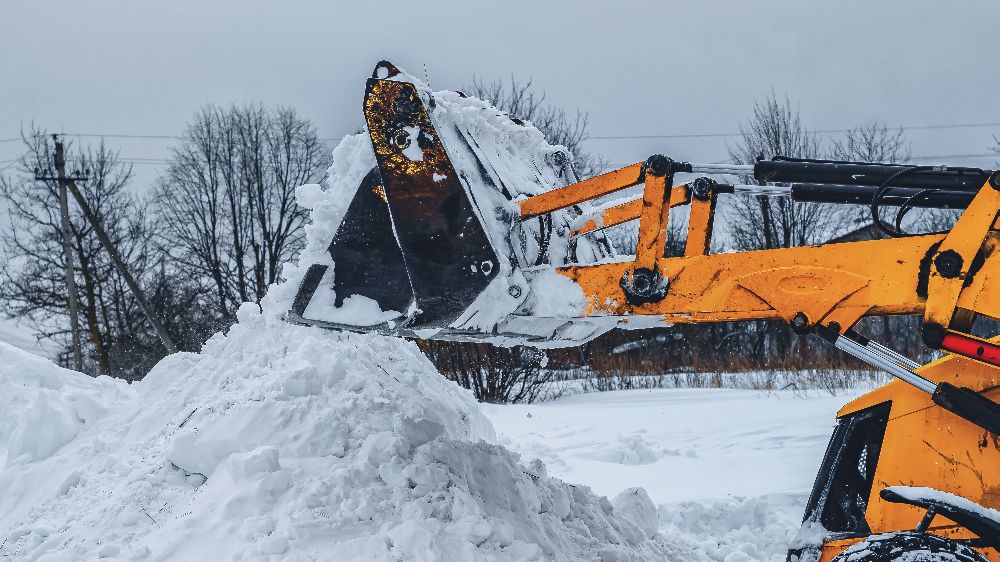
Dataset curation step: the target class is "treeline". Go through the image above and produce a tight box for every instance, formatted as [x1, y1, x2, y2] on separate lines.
[1, 105, 327, 379]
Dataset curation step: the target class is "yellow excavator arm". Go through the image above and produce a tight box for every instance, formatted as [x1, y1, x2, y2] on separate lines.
[289, 61, 1000, 431]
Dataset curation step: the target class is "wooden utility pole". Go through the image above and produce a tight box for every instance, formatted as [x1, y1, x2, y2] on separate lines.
[36, 138, 84, 370]
[37, 137, 179, 357]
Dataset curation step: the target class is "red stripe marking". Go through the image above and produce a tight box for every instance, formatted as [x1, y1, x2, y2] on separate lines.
[941, 331, 1000, 367]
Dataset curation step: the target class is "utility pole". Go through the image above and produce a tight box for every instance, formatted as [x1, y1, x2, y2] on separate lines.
[36, 137, 179, 356]
[35, 137, 84, 370]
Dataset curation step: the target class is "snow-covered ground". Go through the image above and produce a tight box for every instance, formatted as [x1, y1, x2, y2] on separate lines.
[484, 387, 869, 561]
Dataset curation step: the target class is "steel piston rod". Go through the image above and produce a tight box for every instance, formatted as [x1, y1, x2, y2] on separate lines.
[688, 163, 754, 175]
[816, 327, 937, 394]
[849, 330, 922, 370]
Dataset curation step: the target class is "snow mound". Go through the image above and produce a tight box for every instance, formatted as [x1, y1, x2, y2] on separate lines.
[582, 434, 662, 466]
[658, 494, 807, 562]
[0, 341, 129, 465]
[0, 306, 700, 560]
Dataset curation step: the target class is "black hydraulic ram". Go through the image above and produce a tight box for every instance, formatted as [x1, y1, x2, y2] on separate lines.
[714, 183, 975, 209]
[753, 157, 992, 192]
[686, 159, 991, 208]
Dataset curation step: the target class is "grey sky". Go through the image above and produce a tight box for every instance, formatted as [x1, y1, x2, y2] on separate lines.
[3, 0, 999, 189]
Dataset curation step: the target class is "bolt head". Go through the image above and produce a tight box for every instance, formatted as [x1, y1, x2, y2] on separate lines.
[391, 130, 411, 149]
[690, 176, 715, 201]
[922, 322, 946, 348]
[646, 155, 671, 177]
[934, 249, 963, 279]
[790, 312, 812, 334]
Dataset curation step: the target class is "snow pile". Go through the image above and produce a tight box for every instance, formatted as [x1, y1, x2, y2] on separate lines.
[0, 342, 127, 465]
[0, 310, 702, 560]
[658, 495, 809, 562]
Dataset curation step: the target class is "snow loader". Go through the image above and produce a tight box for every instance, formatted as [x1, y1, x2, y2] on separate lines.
[289, 61, 1000, 561]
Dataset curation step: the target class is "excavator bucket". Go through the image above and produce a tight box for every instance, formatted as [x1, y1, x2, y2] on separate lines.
[287, 61, 618, 346]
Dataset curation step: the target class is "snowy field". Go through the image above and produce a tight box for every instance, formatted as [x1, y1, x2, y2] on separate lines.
[485, 387, 868, 561]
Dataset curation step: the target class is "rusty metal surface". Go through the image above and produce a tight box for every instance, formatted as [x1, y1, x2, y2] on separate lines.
[363, 74, 499, 328]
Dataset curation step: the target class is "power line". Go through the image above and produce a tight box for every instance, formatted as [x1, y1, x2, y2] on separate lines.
[586, 121, 1000, 141]
[65, 133, 183, 140]
[910, 153, 996, 160]
[2, 120, 999, 145]
[0, 133, 183, 144]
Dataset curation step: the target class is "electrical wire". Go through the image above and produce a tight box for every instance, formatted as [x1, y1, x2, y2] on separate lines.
[587, 121, 1000, 141]
[1, 120, 998, 144]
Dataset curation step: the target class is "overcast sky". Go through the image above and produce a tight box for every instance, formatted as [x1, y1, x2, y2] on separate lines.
[3, 0, 999, 189]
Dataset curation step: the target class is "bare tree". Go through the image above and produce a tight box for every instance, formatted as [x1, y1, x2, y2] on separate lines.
[830, 123, 910, 164]
[1, 130, 181, 377]
[466, 76, 607, 178]
[155, 104, 327, 319]
[727, 92, 833, 251]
